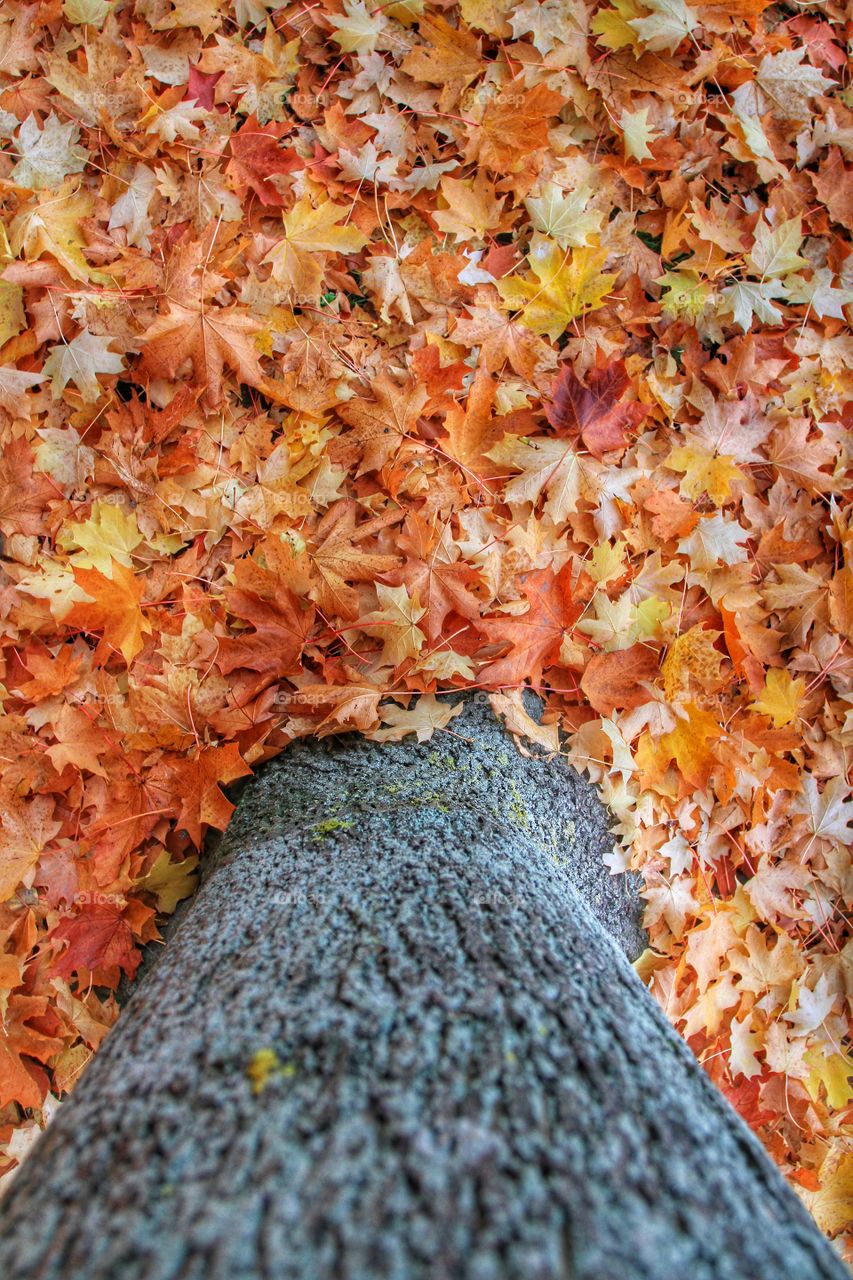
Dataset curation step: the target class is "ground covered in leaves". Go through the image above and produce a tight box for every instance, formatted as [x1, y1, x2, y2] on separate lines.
[0, 0, 851, 1255]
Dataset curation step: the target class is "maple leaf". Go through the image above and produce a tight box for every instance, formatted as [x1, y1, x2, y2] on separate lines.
[747, 215, 808, 281]
[478, 564, 579, 687]
[580, 644, 660, 714]
[452, 306, 551, 380]
[45, 702, 109, 778]
[784, 974, 838, 1037]
[218, 572, 315, 677]
[642, 869, 699, 939]
[498, 240, 617, 341]
[729, 1014, 763, 1082]
[107, 164, 157, 249]
[51, 904, 141, 982]
[43, 330, 125, 402]
[69, 560, 152, 665]
[58, 502, 143, 573]
[225, 115, 299, 207]
[11, 115, 88, 191]
[546, 361, 647, 458]
[525, 181, 603, 249]
[263, 197, 368, 299]
[666, 445, 743, 506]
[748, 668, 805, 728]
[10, 182, 107, 283]
[0, 437, 57, 537]
[791, 776, 853, 845]
[720, 280, 786, 332]
[487, 433, 598, 523]
[727, 925, 803, 996]
[280, 682, 382, 736]
[434, 172, 505, 241]
[388, 513, 482, 642]
[0, 794, 61, 902]
[620, 107, 659, 161]
[152, 743, 251, 847]
[753, 46, 833, 123]
[685, 911, 741, 993]
[327, 0, 386, 52]
[765, 418, 842, 495]
[139, 302, 271, 410]
[476, 81, 564, 171]
[0, 995, 64, 1109]
[400, 14, 482, 106]
[0, 367, 43, 419]
[308, 500, 401, 621]
[337, 372, 428, 475]
[138, 849, 199, 913]
[360, 583, 427, 668]
[628, 0, 699, 51]
[369, 696, 464, 743]
[829, 566, 853, 643]
[677, 513, 750, 571]
[636, 702, 722, 789]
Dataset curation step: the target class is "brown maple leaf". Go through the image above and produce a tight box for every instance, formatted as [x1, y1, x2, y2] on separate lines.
[580, 644, 661, 715]
[150, 743, 252, 847]
[476, 81, 565, 172]
[225, 115, 301, 207]
[387, 513, 483, 641]
[336, 372, 428, 475]
[452, 305, 552, 381]
[0, 437, 58, 537]
[217, 557, 315, 677]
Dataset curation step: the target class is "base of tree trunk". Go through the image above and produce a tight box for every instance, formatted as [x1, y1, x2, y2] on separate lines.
[0, 698, 845, 1280]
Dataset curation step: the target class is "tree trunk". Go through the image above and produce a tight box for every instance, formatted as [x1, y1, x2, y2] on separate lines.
[0, 698, 845, 1280]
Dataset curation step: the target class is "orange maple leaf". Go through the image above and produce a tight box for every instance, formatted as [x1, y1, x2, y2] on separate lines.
[478, 564, 580, 688]
[0, 994, 64, 1109]
[152, 743, 252, 847]
[70, 561, 152, 665]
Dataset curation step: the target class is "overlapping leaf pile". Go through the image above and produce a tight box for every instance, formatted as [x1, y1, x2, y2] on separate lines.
[0, 0, 851, 1250]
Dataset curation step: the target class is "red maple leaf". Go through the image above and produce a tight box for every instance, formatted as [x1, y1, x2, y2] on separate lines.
[225, 115, 301, 207]
[51, 905, 140, 983]
[546, 361, 648, 458]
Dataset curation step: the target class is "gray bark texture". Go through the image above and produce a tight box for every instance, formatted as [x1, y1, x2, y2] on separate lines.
[0, 696, 846, 1280]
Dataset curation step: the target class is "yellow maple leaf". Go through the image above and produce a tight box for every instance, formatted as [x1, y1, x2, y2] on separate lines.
[805, 1149, 853, 1237]
[497, 238, 616, 341]
[591, 0, 642, 48]
[667, 444, 743, 505]
[636, 702, 722, 789]
[10, 182, 108, 284]
[58, 502, 143, 573]
[662, 624, 724, 699]
[748, 668, 805, 727]
[139, 849, 200, 914]
[264, 197, 368, 300]
[803, 1047, 853, 1111]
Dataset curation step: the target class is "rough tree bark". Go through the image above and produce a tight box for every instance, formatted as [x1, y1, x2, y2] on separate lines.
[0, 698, 846, 1280]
